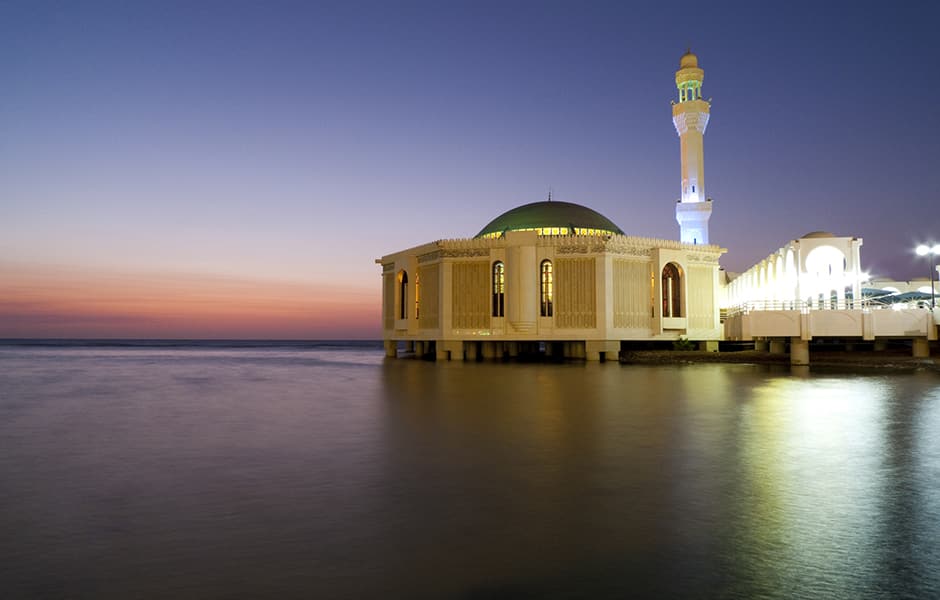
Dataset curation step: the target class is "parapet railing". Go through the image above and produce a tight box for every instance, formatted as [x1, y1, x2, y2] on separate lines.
[722, 298, 912, 317]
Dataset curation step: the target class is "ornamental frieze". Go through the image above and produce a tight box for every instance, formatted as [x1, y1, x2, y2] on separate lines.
[687, 253, 720, 264]
[440, 248, 490, 258]
[418, 251, 442, 263]
[607, 246, 653, 257]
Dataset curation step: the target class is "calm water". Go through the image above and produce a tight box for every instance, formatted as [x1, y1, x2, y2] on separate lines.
[1, 341, 939, 599]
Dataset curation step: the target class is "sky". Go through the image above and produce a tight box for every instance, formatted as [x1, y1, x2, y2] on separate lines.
[2, 0, 939, 338]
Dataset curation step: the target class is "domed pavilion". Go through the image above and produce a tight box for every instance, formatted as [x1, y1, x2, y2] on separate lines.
[376, 195, 725, 361]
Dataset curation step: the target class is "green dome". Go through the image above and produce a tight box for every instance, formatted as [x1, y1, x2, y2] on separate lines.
[475, 200, 624, 238]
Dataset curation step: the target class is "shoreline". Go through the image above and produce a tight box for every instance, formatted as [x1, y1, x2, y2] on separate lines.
[620, 350, 940, 372]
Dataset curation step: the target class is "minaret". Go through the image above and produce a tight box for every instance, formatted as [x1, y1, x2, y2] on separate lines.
[672, 49, 711, 245]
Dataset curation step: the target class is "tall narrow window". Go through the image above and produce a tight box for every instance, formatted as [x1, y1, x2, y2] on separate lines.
[414, 274, 420, 319]
[662, 263, 682, 317]
[492, 261, 505, 317]
[540, 260, 553, 317]
[650, 267, 656, 317]
[398, 270, 408, 320]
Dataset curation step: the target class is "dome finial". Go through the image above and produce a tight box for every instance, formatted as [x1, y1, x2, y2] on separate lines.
[548, 186, 553, 202]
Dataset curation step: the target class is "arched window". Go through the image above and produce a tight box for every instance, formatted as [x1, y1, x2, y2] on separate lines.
[540, 260, 553, 317]
[492, 261, 505, 317]
[662, 263, 682, 317]
[398, 270, 408, 320]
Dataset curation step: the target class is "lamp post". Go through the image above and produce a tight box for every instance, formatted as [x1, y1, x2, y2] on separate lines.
[915, 244, 940, 309]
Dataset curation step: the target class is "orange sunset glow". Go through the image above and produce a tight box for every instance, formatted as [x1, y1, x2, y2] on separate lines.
[0, 263, 380, 339]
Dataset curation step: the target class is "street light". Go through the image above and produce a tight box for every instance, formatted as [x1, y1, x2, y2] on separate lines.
[915, 243, 940, 309]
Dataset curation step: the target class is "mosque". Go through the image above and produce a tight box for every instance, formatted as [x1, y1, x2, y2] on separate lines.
[377, 51, 939, 363]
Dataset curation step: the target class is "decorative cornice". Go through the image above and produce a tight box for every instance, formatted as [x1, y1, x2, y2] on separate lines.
[381, 232, 725, 264]
[676, 201, 713, 214]
[672, 110, 710, 136]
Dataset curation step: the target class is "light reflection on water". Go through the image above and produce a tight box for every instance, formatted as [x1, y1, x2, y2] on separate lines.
[1, 344, 938, 598]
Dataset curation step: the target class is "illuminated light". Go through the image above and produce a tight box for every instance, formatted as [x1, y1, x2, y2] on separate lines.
[892, 304, 905, 311]
[933, 244, 940, 254]
[916, 245, 929, 256]
[540, 260, 553, 317]
[917, 286, 933, 294]
[492, 261, 505, 317]
[414, 274, 420, 319]
[484, 226, 615, 238]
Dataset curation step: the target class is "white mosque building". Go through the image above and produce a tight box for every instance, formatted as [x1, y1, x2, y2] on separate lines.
[377, 51, 939, 363]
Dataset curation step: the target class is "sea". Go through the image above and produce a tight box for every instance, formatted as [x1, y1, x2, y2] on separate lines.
[1, 340, 939, 599]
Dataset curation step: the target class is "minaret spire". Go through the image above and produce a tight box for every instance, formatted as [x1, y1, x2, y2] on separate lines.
[672, 49, 712, 245]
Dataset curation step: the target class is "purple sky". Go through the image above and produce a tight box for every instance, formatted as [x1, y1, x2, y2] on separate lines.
[2, 1, 939, 337]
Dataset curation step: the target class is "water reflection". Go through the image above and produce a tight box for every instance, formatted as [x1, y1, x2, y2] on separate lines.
[0, 346, 938, 598]
[375, 360, 940, 598]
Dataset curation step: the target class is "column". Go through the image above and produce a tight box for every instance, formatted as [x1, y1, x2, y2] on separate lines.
[790, 337, 809, 366]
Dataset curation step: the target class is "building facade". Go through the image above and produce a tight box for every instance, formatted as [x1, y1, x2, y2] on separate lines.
[377, 202, 725, 361]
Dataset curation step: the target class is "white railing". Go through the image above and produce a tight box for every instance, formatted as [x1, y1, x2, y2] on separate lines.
[724, 298, 881, 317]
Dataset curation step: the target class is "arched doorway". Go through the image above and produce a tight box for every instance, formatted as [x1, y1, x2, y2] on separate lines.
[662, 263, 682, 318]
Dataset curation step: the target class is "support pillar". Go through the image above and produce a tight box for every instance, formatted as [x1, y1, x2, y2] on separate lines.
[465, 342, 479, 362]
[912, 338, 930, 358]
[755, 338, 769, 352]
[384, 340, 398, 358]
[405, 341, 414, 353]
[769, 339, 786, 354]
[508, 342, 519, 358]
[440, 340, 463, 361]
[587, 340, 620, 361]
[790, 337, 809, 366]
[414, 341, 424, 357]
[562, 342, 585, 359]
[698, 340, 719, 352]
[873, 341, 887, 352]
[481, 342, 497, 360]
